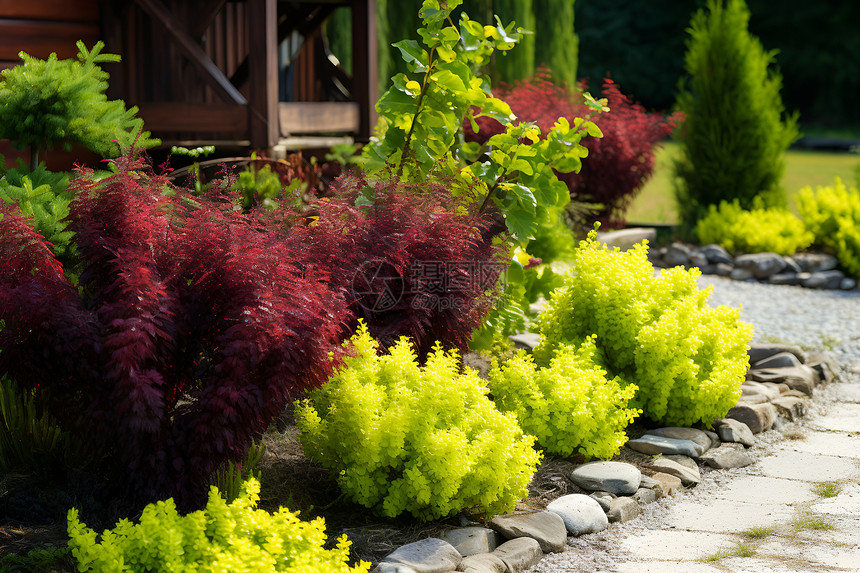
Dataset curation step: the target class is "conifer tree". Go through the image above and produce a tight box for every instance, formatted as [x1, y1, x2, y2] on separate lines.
[673, 0, 798, 228]
[533, 0, 578, 87]
[492, 0, 536, 83]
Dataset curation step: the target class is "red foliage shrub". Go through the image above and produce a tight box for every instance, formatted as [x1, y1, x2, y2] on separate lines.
[0, 156, 348, 505]
[466, 70, 682, 227]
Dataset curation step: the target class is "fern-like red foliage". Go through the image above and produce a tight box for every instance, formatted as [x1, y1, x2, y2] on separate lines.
[466, 70, 682, 227]
[0, 156, 348, 505]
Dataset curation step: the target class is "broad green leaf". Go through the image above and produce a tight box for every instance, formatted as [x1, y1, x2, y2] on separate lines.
[506, 183, 537, 215]
[509, 158, 534, 176]
[393, 40, 430, 73]
[504, 207, 538, 241]
[490, 149, 510, 168]
[431, 68, 467, 93]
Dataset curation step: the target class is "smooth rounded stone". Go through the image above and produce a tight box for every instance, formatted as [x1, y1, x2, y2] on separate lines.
[509, 332, 540, 352]
[749, 365, 817, 396]
[740, 381, 782, 400]
[748, 342, 807, 365]
[734, 252, 787, 279]
[649, 456, 701, 486]
[808, 359, 836, 385]
[802, 269, 845, 289]
[753, 351, 802, 369]
[729, 267, 754, 281]
[489, 511, 567, 554]
[698, 263, 717, 275]
[663, 242, 692, 267]
[607, 496, 640, 523]
[379, 538, 463, 573]
[841, 277, 857, 290]
[441, 527, 501, 557]
[626, 434, 704, 458]
[688, 251, 709, 269]
[771, 395, 809, 421]
[759, 381, 790, 395]
[644, 427, 714, 454]
[570, 461, 641, 495]
[792, 252, 839, 272]
[588, 491, 614, 512]
[703, 429, 721, 450]
[700, 442, 754, 469]
[458, 553, 506, 573]
[782, 256, 803, 273]
[633, 487, 657, 504]
[649, 472, 682, 497]
[767, 272, 802, 286]
[714, 262, 733, 276]
[597, 227, 657, 251]
[699, 244, 733, 265]
[491, 537, 543, 573]
[713, 417, 755, 447]
[374, 563, 418, 573]
[725, 402, 776, 434]
[546, 494, 609, 536]
[736, 393, 769, 405]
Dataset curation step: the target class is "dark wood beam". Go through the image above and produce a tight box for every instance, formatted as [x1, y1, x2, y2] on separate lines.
[247, 0, 278, 149]
[351, 0, 377, 140]
[189, 0, 228, 39]
[132, 0, 246, 105]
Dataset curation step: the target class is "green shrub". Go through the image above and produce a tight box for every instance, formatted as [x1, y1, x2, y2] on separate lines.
[295, 322, 541, 521]
[488, 338, 639, 459]
[696, 200, 813, 255]
[67, 478, 370, 572]
[209, 439, 266, 504]
[673, 0, 799, 229]
[796, 177, 860, 277]
[534, 231, 752, 426]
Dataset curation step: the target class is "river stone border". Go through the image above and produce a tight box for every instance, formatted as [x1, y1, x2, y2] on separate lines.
[369, 343, 832, 573]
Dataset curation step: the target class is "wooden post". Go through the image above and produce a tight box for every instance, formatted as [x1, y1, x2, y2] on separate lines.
[247, 0, 278, 150]
[352, 0, 377, 142]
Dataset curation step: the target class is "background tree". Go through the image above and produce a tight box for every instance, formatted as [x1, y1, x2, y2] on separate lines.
[533, 0, 578, 87]
[672, 0, 798, 228]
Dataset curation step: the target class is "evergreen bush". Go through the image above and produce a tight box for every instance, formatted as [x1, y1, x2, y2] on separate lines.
[795, 177, 860, 277]
[696, 200, 813, 255]
[295, 322, 541, 521]
[672, 0, 798, 229]
[535, 230, 753, 427]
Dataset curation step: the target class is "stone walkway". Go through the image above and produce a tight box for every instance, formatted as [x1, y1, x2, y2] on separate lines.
[531, 369, 860, 573]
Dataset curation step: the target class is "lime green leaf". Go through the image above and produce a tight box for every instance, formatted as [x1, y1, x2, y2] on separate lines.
[394, 40, 430, 73]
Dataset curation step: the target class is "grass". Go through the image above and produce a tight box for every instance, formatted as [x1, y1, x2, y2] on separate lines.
[744, 525, 777, 539]
[703, 542, 757, 562]
[626, 141, 860, 225]
[812, 482, 842, 498]
[792, 514, 835, 531]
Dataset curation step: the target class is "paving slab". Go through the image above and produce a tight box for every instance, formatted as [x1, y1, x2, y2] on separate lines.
[755, 448, 860, 482]
[781, 431, 860, 459]
[617, 529, 736, 561]
[713, 475, 819, 505]
[614, 561, 723, 573]
[661, 498, 794, 533]
[807, 402, 860, 432]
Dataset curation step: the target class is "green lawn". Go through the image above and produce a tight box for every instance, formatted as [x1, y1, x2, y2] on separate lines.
[625, 142, 860, 225]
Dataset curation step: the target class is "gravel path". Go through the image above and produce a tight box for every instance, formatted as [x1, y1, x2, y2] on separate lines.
[526, 276, 860, 573]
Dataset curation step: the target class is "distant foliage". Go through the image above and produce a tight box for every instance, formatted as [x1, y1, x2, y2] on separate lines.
[795, 177, 860, 277]
[489, 339, 639, 459]
[697, 200, 813, 255]
[673, 0, 799, 228]
[67, 478, 370, 573]
[295, 323, 541, 521]
[535, 231, 752, 426]
[0, 155, 348, 505]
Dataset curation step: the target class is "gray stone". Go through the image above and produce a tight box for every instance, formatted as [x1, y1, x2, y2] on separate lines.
[569, 461, 641, 495]
[441, 527, 501, 557]
[509, 332, 540, 352]
[458, 553, 507, 573]
[749, 365, 818, 396]
[633, 487, 657, 504]
[772, 395, 809, 421]
[729, 267, 754, 281]
[736, 393, 769, 405]
[644, 427, 714, 454]
[792, 252, 839, 272]
[546, 494, 609, 536]
[741, 380, 781, 399]
[607, 496, 641, 523]
[626, 434, 704, 458]
[748, 343, 807, 365]
[699, 263, 717, 275]
[489, 511, 567, 554]
[663, 243, 692, 267]
[752, 350, 803, 370]
[703, 429, 721, 450]
[715, 262, 734, 276]
[808, 360, 836, 385]
[588, 491, 614, 512]
[688, 251, 709, 269]
[802, 269, 845, 289]
[649, 456, 701, 486]
[841, 277, 857, 290]
[597, 227, 657, 251]
[374, 563, 418, 573]
[700, 442, 754, 469]
[734, 252, 787, 279]
[380, 538, 462, 573]
[649, 472, 683, 497]
[492, 538, 543, 573]
[713, 417, 755, 447]
[768, 272, 802, 286]
[725, 402, 777, 434]
[782, 256, 803, 273]
[699, 244, 733, 265]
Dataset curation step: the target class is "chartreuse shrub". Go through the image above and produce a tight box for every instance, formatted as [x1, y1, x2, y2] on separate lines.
[67, 478, 370, 573]
[534, 231, 753, 427]
[795, 177, 860, 277]
[488, 338, 640, 459]
[295, 322, 541, 521]
[696, 200, 813, 255]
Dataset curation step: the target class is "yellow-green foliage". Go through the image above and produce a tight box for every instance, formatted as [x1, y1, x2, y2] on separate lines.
[696, 200, 813, 255]
[67, 478, 369, 573]
[535, 231, 753, 427]
[488, 339, 640, 459]
[295, 322, 541, 521]
[795, 177, 860, 277]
